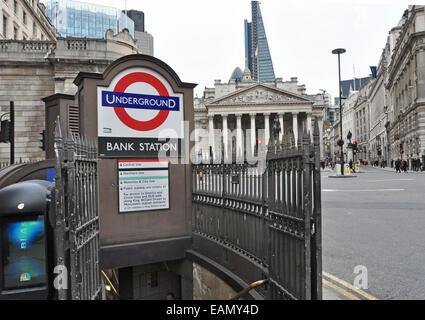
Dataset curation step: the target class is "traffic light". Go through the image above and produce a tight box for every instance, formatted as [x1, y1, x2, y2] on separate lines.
[0, 120, 11, 143]
[352, 141, 358, 153]
[400, 143, 404, 154]
[199, 171, 203, 181]
[40, 130, 46, 151]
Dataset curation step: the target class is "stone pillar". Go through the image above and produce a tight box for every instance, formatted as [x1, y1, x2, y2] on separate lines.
[318, 118, 324, 159]
[307, 113, 312, 134]
[194, 120, 200, 160]
[250, 113, 256, 156]
[417, 48, 425, 102]
[307, 113, 312, 142]
[264, 113, 270, 146]
[292, 112, 299, 147]
[236, 114, 243, 160]
[208, 115, 214, 161]
[222, 115, 229, 162]
[279, 113, 284, 142]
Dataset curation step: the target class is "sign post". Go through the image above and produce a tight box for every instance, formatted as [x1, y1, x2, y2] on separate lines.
[97, 69, 184, 158]
[73, 54, 197, 272]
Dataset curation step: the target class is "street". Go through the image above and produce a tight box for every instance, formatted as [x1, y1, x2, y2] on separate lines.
[321, 166, 425, 300]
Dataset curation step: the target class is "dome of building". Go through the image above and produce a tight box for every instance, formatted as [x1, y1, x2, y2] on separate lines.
[230, 67, 243, 82]
[242, 68, 253, 82]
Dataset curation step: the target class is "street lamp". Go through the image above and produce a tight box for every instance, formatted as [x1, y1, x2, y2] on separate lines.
[332, 48, 346, 175]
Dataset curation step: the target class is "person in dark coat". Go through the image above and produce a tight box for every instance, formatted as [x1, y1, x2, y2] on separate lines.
[401, 159, 408, 173]
[395, 159, 401, 173]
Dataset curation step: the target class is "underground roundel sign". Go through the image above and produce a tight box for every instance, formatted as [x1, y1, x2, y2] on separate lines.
[97, 67, 184, 157]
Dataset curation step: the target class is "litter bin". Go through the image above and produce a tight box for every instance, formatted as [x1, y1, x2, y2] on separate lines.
[0, 180, 53, 300]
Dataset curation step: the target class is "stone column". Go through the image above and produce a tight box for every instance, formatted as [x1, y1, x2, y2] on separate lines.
[250, 113, 256, 156]
[264, 113, 270, 146]
[208, 115, 214, 161]
[307, 113, 312, 134]
[194, 120, 200, 160]
[222, 115, 229, 162]
[417, 48, 425, 102]
[278, 113, 285, 142]
[307, 113, 312, 142]
[292, 112, 299, 147]
[236, 114, 243, 160]
[318, 118, 324, 159]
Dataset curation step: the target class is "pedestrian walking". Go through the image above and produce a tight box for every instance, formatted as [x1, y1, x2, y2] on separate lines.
[395, 158, 401, 173]
[402, 159, 408, 173]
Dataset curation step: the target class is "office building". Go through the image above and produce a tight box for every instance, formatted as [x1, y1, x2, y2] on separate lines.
[244, 1, 275, 82]
[126, 9, 153, 56]
[43, 0, 134, 39]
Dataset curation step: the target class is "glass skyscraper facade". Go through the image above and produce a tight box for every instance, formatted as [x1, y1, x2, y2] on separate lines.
[44, 0, 134, 39]
[244, 1, 275, 82]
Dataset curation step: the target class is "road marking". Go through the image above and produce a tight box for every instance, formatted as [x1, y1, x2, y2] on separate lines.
[323, 271, 378, 300]
[368, 179, 414, 182]
[322, 189, 404, 192]
[323, 279, 360, 300]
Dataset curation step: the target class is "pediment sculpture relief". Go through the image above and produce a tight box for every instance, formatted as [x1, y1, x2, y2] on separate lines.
[215, 88, 299, 105]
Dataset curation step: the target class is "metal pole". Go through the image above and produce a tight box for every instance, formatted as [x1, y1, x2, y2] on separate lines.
[10, 101, 14, 165]
[337, 54, 344, 176]
[125, 0, 128, 29]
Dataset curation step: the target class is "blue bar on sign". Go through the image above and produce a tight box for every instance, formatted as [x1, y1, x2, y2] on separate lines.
[102, 91, 180, 111]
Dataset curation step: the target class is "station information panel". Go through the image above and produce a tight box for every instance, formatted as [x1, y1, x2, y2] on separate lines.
[118, 159, 170, 213]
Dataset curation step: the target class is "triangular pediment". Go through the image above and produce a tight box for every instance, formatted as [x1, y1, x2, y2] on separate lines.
[207, 83, 314, 107]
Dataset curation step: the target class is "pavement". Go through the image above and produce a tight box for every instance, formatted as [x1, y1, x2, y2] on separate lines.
[368, 165, 425, 174]
[320, 166, 425, 300]
[322, 165, 425, 174]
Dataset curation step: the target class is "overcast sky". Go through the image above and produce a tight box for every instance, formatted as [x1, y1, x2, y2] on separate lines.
[72, 0, 423, 100]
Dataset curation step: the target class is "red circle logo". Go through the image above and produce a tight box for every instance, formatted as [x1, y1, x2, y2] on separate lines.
[113, 72, 169, 131]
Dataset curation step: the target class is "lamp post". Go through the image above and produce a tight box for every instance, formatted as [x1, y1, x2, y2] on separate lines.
[332, 48, 346, 176]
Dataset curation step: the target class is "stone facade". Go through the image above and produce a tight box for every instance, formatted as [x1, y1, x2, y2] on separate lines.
[192, 263, 238, 300]
[354, 83, 371, 162]
[194, 69, 327, 162]
[134, 30, 154, 56]
[326, 5, 425, 166]
[341, 89, 357, 162]
[0, 0, 57, 40]
[0, 29, 138, 162]
[386, 5, 425, 164]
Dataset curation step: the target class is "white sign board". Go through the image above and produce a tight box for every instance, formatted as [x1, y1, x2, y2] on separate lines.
[97, 67, 184, 157]
[118, 160, 169, 213]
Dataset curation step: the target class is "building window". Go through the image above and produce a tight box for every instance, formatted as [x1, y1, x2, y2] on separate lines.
[23, 11, 26, 25]
[33, 22, 36, 38]
[13, 0, 17, 14]
[41, 33, 44, 40]
[13, 26, 17, 39]
[2, 15, 7, 37]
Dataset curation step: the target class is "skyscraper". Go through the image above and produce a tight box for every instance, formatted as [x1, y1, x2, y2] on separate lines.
[125, 9, 154, 56]
[244, 1, 275, 82]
